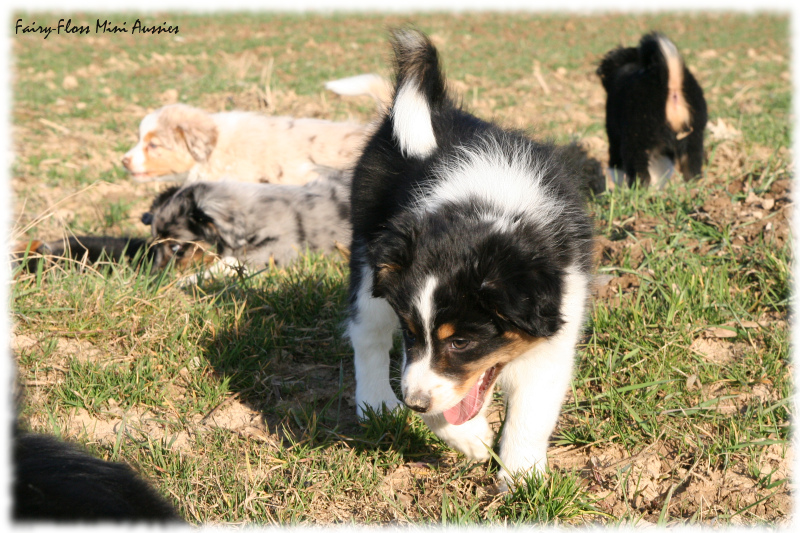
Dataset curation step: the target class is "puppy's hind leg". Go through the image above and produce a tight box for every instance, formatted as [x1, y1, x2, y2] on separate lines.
[648, 151, 675, 190]
[347, 263, 401, 418]
[679, 137, 704, 181]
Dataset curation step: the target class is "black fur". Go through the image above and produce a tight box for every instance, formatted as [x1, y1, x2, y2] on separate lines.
[597, 32, 707, 186]
[12, 236, 152, 273]
[13, 431, 183, 522]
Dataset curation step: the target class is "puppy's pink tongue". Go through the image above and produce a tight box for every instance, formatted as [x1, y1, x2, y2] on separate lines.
[443, 377, 483, 426]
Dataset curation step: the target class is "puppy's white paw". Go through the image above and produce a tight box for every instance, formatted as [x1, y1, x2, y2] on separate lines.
[496, 448, 547, 488]
[355, 387, 401, 418]
[423, 413, 495, 461]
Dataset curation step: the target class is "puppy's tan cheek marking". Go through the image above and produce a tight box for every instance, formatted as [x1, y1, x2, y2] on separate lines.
[436, 323, 455, 341]
[140, 132, 195, 175]
[175, 244, 213, 270]
[448, 331, 544, 398]
[145, 149, 195, 175]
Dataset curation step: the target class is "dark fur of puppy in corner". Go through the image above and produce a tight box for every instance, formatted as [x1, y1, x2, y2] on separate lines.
[597, 32, 707, 188]
[13, 429, 183, 522]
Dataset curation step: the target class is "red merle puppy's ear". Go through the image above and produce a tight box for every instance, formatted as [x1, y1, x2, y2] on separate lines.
[157, 105, 218, 163]
[475, 234, 564, 338]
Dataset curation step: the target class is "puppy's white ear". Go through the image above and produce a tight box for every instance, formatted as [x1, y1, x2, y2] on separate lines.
[177, 121, 218, 162]
[157, 105, 219, 162]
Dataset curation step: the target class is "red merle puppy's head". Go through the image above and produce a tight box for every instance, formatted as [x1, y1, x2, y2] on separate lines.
[369, 206, 566, 425]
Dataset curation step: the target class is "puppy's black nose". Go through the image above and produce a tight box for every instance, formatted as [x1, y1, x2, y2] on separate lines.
[141, 212, 153, 225]
[404, 392, 431, 413]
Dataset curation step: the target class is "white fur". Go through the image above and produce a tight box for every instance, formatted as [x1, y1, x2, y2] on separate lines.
[648, 153, 675, 189]
[124, 112, 159, 173]
[420, 140, 568, 229]
[422, 410, 494, 461]
[325, 73, 392, 111]
[417, 275, 438, 356]
[347, 265, 402, 417]
[176, 255, 242, 288]
[392, 80, 438, 159]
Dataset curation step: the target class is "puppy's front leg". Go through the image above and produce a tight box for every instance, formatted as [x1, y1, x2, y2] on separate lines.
[347, 266, 401, 417]
[496, 269, 588, 487]
[496, 344, 574, 486]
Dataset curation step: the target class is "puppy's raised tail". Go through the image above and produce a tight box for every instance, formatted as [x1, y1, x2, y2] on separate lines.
[642, 33, 692, 139]
[389, 28, 447, 159]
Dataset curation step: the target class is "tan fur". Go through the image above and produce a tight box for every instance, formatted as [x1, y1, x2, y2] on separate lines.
[123, 103, 370, 185]
[141, 131, 197, 177]
[451, 331, 544, 399]
[403, 320, 419, 338]
[13, 240, 44, 254]
[660, 38, 692, 137]
[436, 323, 456, 340]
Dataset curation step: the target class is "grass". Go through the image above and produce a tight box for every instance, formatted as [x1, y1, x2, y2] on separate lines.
[9, 10, 792, 527]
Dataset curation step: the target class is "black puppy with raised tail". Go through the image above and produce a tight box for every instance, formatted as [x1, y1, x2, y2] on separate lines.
[597, 32, 707, 188]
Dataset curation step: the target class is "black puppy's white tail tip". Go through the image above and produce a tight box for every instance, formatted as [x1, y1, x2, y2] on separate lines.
[391, 80, 438, 159]
[389, 28, 439, 159]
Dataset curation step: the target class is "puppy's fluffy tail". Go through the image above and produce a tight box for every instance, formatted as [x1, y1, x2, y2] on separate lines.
[640, 33, 693, 138]
[388, 28, 447, 159]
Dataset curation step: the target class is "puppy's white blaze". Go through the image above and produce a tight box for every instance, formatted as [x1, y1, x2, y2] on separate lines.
[658, 35, 691, 135]
[402, 276, 454, 410]
[391, 79, 438, 159]
[139, 112, 159, 137]
[416, 275, 438, 354]
[423, 140, 563, 228]
[124, 112, 159, 171]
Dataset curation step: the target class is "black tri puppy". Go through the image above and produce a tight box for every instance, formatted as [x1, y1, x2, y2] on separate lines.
[597, 32, 707, 188]
[346, 28, 595, 486]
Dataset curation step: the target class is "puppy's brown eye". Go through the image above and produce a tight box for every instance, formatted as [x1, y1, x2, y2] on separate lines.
[148, 142, 159, 150]
[403, 328, 416, 348]
[450, 339, 470, 351]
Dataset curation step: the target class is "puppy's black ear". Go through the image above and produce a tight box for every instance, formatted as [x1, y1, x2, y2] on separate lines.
[475, 235, 564, 338]
[182, 188, 218, 241]
[369, 219, 415, 299]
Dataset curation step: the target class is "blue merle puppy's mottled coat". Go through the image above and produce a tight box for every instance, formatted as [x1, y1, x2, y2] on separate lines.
[145, 168, 352, 270]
